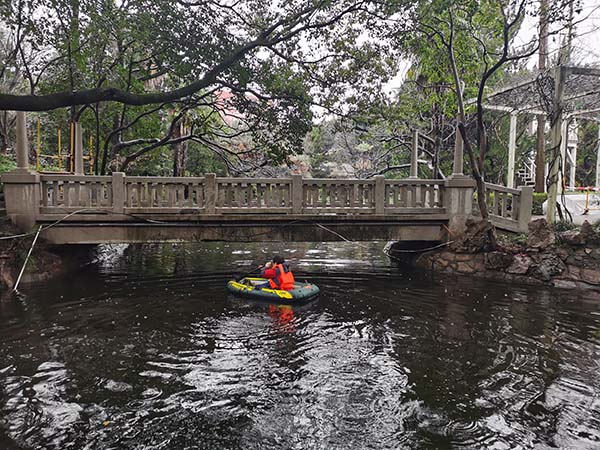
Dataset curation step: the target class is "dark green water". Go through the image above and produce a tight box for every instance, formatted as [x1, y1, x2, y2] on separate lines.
[1, 242, 600, 449]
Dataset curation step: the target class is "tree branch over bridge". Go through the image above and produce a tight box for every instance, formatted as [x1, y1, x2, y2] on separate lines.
[0, 1, 369, 111]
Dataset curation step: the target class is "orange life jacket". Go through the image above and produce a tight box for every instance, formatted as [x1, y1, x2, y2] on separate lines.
[268, 263, 295, 290]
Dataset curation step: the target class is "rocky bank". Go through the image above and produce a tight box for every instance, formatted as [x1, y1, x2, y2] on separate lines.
[0, 215, 94, 290]
[413, 218, 600, 291]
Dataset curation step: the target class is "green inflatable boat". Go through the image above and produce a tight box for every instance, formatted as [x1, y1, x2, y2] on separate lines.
[227, 277, 320, 303]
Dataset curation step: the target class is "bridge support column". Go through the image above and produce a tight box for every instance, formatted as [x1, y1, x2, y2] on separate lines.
[1, 112, 41, 231]
[445, 176, 476, 235]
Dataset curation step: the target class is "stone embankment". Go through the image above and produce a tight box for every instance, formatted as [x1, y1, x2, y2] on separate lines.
[0, 215, 94, 290]
[414, 218, 600, 290]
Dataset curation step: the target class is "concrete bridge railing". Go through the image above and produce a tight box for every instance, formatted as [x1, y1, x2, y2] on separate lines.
[2, 171, 532, 238]
[482, 183, 533, 233]
[37, 173, 446, 216]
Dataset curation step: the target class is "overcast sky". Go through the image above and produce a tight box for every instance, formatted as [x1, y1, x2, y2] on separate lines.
[515, 0, 600, 67]
[383, 0, 600, 95]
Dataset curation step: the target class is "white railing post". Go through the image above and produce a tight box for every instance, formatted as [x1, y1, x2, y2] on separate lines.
[518, 185, 533, 232]
[112, 172, 125, 213]
[375, 175, 385, 214]
[291, 174, 303, 214]
[205, 173, 216, 214]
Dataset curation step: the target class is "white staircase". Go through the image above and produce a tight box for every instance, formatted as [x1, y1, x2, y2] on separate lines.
[516, 159, 536, 187]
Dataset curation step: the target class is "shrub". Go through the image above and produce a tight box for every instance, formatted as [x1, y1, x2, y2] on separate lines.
[511, 233, 528, 245]
[532, 192, 548, 215]
[0, 155, 16, 193]
[553, 220, 578, 233]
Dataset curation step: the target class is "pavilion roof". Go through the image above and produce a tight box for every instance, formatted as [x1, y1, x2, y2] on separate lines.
[481, 65, 600, 119]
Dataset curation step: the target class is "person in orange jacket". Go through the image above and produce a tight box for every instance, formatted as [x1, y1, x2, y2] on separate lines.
[259, 255, 295, 290]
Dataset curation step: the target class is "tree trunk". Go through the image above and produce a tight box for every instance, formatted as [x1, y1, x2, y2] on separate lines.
[534, 117, 546, 192]
[93, 104, 100, 175]
[171, 120, 187, 176]
[0, 129, 8, 155]
[102, 113, 120, 174]
[534, 0, 548, 193]
[459, 123, 497, 249]
[0, 135, 7, 155]
[0, 111, 10, 155]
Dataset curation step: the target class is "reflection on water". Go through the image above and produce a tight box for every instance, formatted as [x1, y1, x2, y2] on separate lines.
[1, 242, 600, 449]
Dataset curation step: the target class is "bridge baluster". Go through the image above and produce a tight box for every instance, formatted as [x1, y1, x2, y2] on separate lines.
[22, 174, 469, 237]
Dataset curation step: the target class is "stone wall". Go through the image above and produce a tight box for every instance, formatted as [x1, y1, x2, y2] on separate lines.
[414, 218, 600, 291]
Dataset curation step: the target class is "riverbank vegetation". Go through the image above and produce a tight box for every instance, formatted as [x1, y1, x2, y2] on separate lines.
[1, 0, 592, 181]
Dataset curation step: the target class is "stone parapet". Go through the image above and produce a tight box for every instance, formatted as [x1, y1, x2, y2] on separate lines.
[1, 170, 41, 231]
[444, 175, 476, 235]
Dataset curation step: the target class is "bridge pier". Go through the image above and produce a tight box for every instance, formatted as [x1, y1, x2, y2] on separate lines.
[2, 112, 40, 230]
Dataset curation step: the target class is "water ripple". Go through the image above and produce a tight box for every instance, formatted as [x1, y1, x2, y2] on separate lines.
[0, 241, 599, 449]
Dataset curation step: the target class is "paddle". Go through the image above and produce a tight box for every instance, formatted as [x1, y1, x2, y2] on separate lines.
[235, 261, 271, 281]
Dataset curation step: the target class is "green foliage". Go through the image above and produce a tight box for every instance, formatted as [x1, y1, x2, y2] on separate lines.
[553, 220, 578, 233]
[576, 120, 599, 187]
[503, 233, 528, 246]
[2, 0, 578, 182]
[0, 154, 16, 192]
[532, 192, 548, 215]
[9, 0, 396, 175]
[0, 154, 16, 175]
[345, 0, 526, 181]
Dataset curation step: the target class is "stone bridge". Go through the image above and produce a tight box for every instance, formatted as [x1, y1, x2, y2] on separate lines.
[1, 113, 532, 244]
